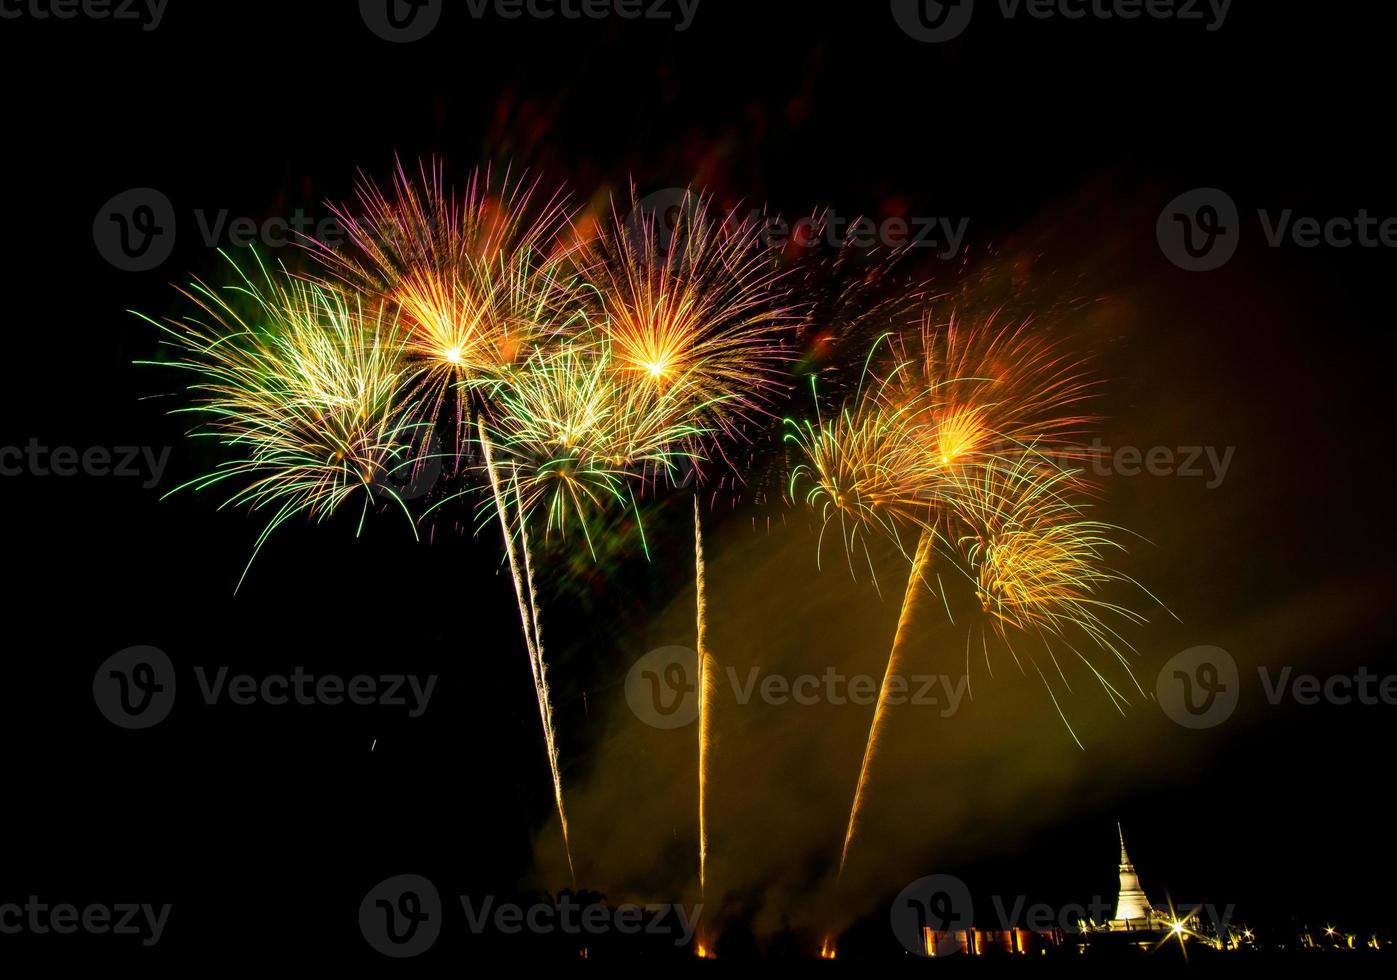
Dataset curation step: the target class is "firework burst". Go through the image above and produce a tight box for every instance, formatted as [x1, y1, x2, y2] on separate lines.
[474, 334, 709, 549]
[137, 253, 420, 589]
[584, 189, 792, 444]
[882, 308, 1098, 472]
[310, 158, 582, 442]
[785, 359, 940, 585]
[584, 190, 798, 908]
[787, 306, 1131, 881]
[942, 452, 1168, 741]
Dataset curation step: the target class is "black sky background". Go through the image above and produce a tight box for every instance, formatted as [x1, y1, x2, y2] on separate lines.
[4, 0, 1397, 968]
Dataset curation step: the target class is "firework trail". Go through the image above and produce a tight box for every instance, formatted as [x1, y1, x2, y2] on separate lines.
[693, 495, 714, 896]
[790, 309, 1122, 882]
[837, 525, 935, 876]
[468, 332, 709, 883]
[479, 415, 576, 885]
[586, 189, 795, 908]
[308, 160, 597, 883]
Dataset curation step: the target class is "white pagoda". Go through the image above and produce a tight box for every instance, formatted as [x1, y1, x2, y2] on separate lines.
[1108, 823, 1164, 931]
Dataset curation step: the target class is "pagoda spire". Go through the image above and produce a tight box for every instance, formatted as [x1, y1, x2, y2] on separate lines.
[1111, 823, 1154, 927]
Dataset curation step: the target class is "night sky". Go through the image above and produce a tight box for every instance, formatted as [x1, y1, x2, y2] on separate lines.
[4, 0, 1396, 967]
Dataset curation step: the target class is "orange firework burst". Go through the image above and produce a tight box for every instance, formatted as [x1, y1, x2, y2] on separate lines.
[583, 189, 793, 441]
[789, 304, 1145, 882]
[786, 373, 939, 581]
[941, 452, 1171, 742]
[883, 308, 1099, 472]
[311, 158, 582, 431]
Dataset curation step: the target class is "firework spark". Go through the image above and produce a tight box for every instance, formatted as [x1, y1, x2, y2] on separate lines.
[883, 308, 1098, 470]
[789, 310, 1131, 879]
[476, 335, 708, 549]
[137, 253, 421, 589]
[943, 452, 1168, 742]
[585, 190, 796, 912]
[310, 159, 581, 442]
[584, 189, 792, 443]
[785, 367, 939, 586]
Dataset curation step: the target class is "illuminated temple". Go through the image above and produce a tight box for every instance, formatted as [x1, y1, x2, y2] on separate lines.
[1107, 823, 1166, 931]
[923, 824, 1183, 956]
